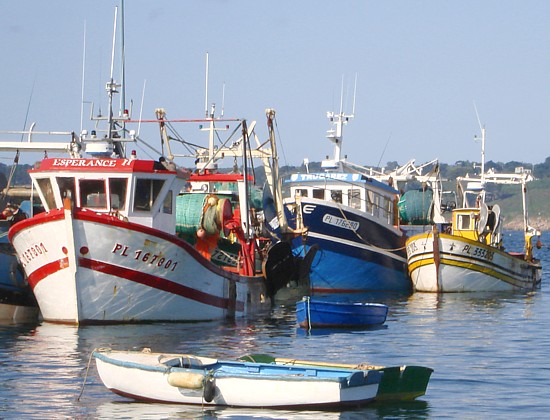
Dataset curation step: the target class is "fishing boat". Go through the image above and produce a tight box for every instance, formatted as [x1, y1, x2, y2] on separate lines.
[406, 126, 542, 292]
[263, 109, 409, 293]
[262, 80, 456, 294]
[93, 348, 382, 408]
[296, 296, 388, 329]
[0, 160, 40, 322]
[6, 9, 293, 324]
[155, 104, 304, 299]
[0, 215, 37, 322]
[238, 354, 433, 402]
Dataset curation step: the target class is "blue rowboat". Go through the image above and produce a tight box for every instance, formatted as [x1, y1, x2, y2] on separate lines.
[296, 297, 388, 329]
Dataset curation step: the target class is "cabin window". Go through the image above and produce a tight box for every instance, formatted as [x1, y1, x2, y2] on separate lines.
[458, 214, 471, 230]
[80, 179, 107, 209]
[35, 178, 56, 210]
[366, 191, 374, 214]
[348, 189, 361, 209]
[57, 177, 76, 202]
[331, 190, 343, 203]
[134, 179, 165, 212]
[312, 189, 324, 199]
[163, 190, 173, 214]
[372, 195, 380, 218]
[295, 188, 308, 198]
[386, 197, 395, 223]
[109, 178, 127, 210]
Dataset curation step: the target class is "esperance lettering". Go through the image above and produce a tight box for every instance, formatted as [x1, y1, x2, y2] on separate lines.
[52, 158, 118, 168]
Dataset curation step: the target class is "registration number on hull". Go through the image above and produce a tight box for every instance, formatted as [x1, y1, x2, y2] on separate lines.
[322, 214, 359, 231]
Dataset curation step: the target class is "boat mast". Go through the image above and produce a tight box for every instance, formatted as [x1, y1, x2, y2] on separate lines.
[107, 6, 118, 142]
[264, 108, 289, 233]
[119, 0, 127, 157]
[322, 76, 355, 171]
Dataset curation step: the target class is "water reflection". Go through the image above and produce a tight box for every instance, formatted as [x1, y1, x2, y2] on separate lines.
[94, 400, 430, 419]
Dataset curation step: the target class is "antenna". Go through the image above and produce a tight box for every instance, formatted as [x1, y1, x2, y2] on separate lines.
[80, 20, 87, 132]
[352, 73, 357, 116]
[106, 6, 118, 140]
[119, 0, 126, 116]
[204, 52, 209, 118]
[221, 82, 225, 117]
[109, 8, 117, 85]
[339, 74, 344, 115]
[473, 102, 485, 181]
[473, 101, 482, 131]
[138, 79, 147, 136]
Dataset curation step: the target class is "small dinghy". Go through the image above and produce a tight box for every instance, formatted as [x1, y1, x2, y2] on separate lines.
[93, 348, 382, 408]
[296, 297, 389, 329]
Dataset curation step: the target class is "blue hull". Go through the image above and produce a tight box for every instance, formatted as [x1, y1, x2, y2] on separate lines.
[296, 298, 388, 328]
[0, 224, 37, 312]
[287, 200, 411, 293]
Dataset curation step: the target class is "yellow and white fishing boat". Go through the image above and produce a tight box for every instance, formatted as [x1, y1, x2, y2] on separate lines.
[406, 126, 542, 292]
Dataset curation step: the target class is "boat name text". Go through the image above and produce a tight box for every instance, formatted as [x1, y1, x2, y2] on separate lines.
[51, 158, 134, 168]
[111, 243, 179, 271]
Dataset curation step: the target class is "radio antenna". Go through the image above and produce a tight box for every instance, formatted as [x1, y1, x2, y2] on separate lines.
[204, 52, 209, 117]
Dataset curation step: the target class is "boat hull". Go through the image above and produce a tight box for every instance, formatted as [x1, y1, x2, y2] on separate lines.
[94, 349, 381, 408]
[237, 354, 433, 402]
[407, 231, 542, 292]
[9, 208, 269, 324]
[0, 222, 39, 322]
[296, 298, 388, 328]
[287, 199, 410, 293]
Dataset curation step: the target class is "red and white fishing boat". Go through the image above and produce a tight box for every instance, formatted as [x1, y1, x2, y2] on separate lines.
[7, 120, 296, 324]
[6, 10, 294, 324]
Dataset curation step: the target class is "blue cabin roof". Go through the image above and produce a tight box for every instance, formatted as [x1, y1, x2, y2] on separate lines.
[285, 172, 398, 195]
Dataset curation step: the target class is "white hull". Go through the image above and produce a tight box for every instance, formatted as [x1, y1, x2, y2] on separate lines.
[94, 350, 380, 408]
[11, 209, 268, 324]
[407, 232, 542, 292]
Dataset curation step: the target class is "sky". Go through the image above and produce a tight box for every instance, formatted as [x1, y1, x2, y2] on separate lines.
[0, 1, 549, 170]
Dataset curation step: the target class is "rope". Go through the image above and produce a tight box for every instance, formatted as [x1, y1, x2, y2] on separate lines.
[334, 203, 407, 252]
[306, 296, 312, 333]
[77, 347, 108, 401]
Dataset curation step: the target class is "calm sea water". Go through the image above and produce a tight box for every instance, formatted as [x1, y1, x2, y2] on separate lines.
[0, 231, 548, 419]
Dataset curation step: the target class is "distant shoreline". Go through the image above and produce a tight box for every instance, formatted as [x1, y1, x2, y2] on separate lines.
[504, 216, 549, 232]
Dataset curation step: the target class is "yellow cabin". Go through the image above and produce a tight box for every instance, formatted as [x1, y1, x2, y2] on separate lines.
[451, 203, 502, 247]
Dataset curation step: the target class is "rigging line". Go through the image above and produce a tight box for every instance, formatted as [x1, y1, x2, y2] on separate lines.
[246, 127, 257, 184]
[214, 121, 241, 149]
[20, 79, 36, 142]
[273, 116, 289, 168]
[376, 133, 392, 168]
[334, 202, 406, 252]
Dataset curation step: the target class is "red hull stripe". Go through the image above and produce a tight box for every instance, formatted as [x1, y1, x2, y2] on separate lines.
[79, 258, 244, 311]
[10, 208, 242, 282]
[27, 258, 70, 289]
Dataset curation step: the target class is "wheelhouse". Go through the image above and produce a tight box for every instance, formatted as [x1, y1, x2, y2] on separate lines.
[286, 172, 399, 225]
[29, 157, 186, 233]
